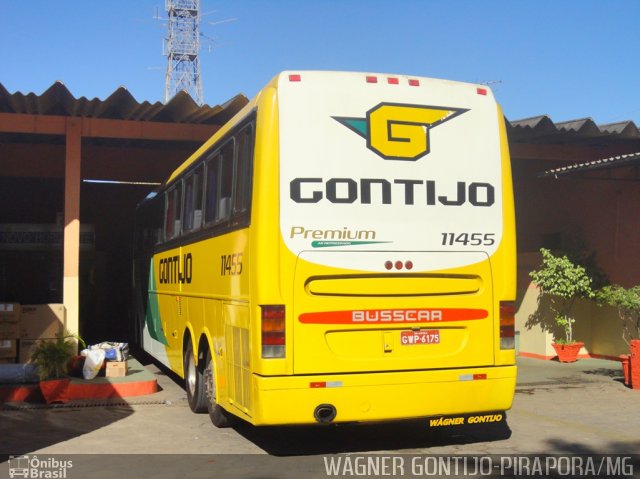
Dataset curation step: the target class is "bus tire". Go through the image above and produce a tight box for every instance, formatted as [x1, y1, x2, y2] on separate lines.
[184, 339, 207, 413]
[205, 350, 236, 428]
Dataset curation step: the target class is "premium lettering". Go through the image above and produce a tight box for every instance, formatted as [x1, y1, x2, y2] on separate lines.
[290, 226, 376, 240]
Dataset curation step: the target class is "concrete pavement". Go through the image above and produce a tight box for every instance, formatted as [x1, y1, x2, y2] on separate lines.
[1, 355, 637, 458]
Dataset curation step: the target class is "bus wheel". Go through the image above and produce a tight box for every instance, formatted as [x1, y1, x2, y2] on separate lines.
[184, 340, 207, 413]
[204, 350, 236, 428]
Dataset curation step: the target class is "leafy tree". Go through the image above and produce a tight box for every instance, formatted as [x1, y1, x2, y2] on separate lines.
[595, 285, 640, 346]
[529, 248, 594, 344]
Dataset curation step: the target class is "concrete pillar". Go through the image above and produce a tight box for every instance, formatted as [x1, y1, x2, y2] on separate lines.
[63, 119, 81, 337]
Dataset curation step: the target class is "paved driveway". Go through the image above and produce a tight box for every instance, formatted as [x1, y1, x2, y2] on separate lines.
[1, 357, 638, 478]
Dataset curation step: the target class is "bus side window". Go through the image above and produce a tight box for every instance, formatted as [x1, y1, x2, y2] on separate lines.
[233, 124, 253, 215]
[183, 165, 204, 233]
[217, 141, 234, 222]
[205, 156, 219, 224]
[193, 165, 204, 229]
[165, 182, 183, 240]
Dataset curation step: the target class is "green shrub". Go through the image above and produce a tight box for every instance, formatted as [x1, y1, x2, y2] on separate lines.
[529, 248, 594, 344]
[595, 285, 640, 346]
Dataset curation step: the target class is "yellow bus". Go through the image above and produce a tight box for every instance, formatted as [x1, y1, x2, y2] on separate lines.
[133, 71, 517, 427]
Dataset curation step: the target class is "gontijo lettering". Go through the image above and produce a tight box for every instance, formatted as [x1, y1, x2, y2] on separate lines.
[290, 178, 495, 206]
[158, 253, 192, 284]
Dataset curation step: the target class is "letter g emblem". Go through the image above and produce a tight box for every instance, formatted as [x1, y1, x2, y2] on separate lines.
[367, 103, 465, 161]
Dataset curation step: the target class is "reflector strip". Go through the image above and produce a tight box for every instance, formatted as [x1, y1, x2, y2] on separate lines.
[459, 374, 487, 381]
[299, 308, 488, 324]
[310, 381, 343, 388]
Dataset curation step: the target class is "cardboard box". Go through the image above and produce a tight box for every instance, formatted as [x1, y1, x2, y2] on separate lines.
[19, 338, 59, 364]
[105, 361, 128, 378]
[20, 304, 65, 340]
[19, 339, 36, 364]
[0, 339, 17, 359]
[0, 321, 19, 339]
[0, 303, 21, 323]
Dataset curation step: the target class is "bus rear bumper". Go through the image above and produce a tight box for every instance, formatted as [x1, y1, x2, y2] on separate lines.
[249, 365, 516, 426]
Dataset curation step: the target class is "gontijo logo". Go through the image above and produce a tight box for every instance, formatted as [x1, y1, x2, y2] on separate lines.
[334, 103, 467, 161]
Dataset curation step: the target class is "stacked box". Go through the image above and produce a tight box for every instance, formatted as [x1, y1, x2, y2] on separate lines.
[19, 339, 41, 364]
[0, 339, 17, 359]
[0, 303, 21, 362]
[20, 304, 65, 340]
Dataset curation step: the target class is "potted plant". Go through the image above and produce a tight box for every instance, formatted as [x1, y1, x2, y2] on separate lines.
[529, 248, 594, 362]
[30, 331, 84, 404]
[595, 284, 640, 387]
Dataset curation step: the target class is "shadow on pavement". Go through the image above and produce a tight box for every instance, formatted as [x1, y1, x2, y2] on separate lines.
[545, 437, 640, 455]
[0, 403, 134, 461]
[233, 415, 512, 456]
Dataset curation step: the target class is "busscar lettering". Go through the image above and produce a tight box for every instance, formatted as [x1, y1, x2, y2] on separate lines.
[158, 253, 192, 284]
[290, 178, 495, 206]
[352, 309, 443, 322]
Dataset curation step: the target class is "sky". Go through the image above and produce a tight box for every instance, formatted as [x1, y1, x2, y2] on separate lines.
[2, 0, 639, 125]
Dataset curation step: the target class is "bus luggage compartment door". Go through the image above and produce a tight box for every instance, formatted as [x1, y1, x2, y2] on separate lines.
[292, 251, 495, 375]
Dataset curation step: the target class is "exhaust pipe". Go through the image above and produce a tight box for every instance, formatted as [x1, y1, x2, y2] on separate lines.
[314, 404, 337, 424]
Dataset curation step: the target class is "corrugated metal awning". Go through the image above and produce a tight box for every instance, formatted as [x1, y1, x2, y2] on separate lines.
[540, 151, 640, 178]
[0, 81, 248, 125]
[507, 115, 640, 144]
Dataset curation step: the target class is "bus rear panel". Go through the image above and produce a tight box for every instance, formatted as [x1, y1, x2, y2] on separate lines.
[249, 71, 516, 425]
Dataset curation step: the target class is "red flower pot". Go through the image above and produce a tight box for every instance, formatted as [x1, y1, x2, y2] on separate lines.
[552, 342, 584, 363]
[39, 378, 71, 404]
[620, 354, 631, 386]
[631, 339, 640, 390]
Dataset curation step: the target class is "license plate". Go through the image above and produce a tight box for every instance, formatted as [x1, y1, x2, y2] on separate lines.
[401, 330, 440, 345]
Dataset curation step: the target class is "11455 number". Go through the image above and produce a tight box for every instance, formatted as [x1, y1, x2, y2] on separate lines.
[441, 232, 495, 247]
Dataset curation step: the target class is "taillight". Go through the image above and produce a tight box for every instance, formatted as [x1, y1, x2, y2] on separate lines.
[499, 301, 515, 349]
[261, 305, 285, 358]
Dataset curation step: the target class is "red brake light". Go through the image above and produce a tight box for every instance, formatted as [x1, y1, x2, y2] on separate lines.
[409, 79, 420, 87]
[500, 301, 516, 349]
[477, 87, 488, 96]
[289, 74, 301, 82]
[366, 76, 378, 84]
[261, 305, 285, 357]
[387, 77, 399, 85]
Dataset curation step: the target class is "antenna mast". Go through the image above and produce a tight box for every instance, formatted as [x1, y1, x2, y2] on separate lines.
[164, 0, 204, 105]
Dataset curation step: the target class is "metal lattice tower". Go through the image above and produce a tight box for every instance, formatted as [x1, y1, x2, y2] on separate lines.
[164, 0, 203, 105]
